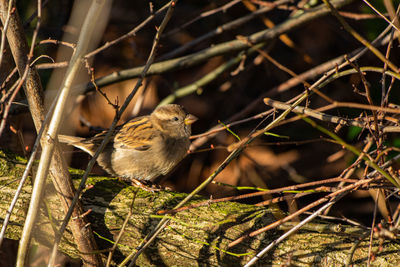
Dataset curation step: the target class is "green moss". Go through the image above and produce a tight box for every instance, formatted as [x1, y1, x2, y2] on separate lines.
[0, 150, 26, 185]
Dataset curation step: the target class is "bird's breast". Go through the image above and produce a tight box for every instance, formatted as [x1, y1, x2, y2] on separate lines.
[109, 136, 189, 181]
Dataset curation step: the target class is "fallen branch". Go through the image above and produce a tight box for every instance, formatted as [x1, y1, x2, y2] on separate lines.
[1, 150, 400, 266]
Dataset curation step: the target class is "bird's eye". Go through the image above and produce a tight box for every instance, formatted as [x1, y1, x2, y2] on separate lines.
[172, 116, 179, 121]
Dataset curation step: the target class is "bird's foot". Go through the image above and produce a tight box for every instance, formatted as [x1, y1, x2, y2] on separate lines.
[130, 179, 163, 192]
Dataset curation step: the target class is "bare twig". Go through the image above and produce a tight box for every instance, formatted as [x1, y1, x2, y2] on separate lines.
[0, 39, 75, 90]
[0, 0, 43, 138]
[163, 0, 241, 38]
[106, 190, 137, 267]
[229, 178, 374, 248]
[322, 0, 398, 73]
[263, 98, 400, 133]
[0, 78, 20, 137]
[84, 1, 171, 59]
[158, 44, 263, 106]
[159, 0, 291, 60]
[244, 193, 346, 266]
[22, 0, 49, 28]
[338, 11, 384, 20]
[302, 116, 400, 187]
[367, 190, 380, 267]
[381, 4, 400, 106]
[361, 0, 400, 32]
[157, 177, 358, 215]
[345, 58, 379, 139]
[35, 61, 68, 69]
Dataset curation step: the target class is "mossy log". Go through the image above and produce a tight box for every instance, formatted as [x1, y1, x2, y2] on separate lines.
[1, 150, 399, 266]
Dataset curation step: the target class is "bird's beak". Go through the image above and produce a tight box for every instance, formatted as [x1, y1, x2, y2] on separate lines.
[184, 114, 198, 125]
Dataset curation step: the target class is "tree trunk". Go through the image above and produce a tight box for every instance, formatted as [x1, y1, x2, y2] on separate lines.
[1, 150, 399, 266]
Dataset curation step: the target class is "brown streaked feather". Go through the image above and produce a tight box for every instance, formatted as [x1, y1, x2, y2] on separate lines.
[81, 127, 119, 149]
[114, 116, 156, 151]
[60, 116, 156, 153]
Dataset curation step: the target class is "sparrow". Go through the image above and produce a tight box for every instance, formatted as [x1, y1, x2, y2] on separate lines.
[58, 104, 197, 183]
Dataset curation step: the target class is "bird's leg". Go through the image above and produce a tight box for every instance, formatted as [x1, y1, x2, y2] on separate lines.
[130, 178, 163, 192]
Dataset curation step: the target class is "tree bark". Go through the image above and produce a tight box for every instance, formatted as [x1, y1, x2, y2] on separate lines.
[1, 150, 400, 266]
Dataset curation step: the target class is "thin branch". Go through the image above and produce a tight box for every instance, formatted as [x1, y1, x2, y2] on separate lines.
[229, 178, 374, 248]
[158, 44, 263, 106]
[159, 0, 291, 60]
[106, 190, 137, 267]
[35, 61, 68, 69]
[244, 193, 346, 266]
[263, 98, 400, 133]
[361, 0, 400, 33]
[0, 39, 75, 90]
[302, 116, 400, 187]
[381, 3, 400, 106]
[157, 177, 357, 215]
[0, 78, 20, 137]
[322, 0, 398, 73]
[163, 0, 241, 38]
[84, 1, 171, 59]
[338, 11, 385, 20]
[367, 190, 380, 267]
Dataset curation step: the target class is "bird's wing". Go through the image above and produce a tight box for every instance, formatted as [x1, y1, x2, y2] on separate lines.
[114, 116, 156, 151]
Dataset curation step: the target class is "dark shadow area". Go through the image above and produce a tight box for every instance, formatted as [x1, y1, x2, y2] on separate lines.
[80, 177, 126, 263]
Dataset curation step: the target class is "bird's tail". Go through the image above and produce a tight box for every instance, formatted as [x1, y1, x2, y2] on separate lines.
[58, 134, 95, 156]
